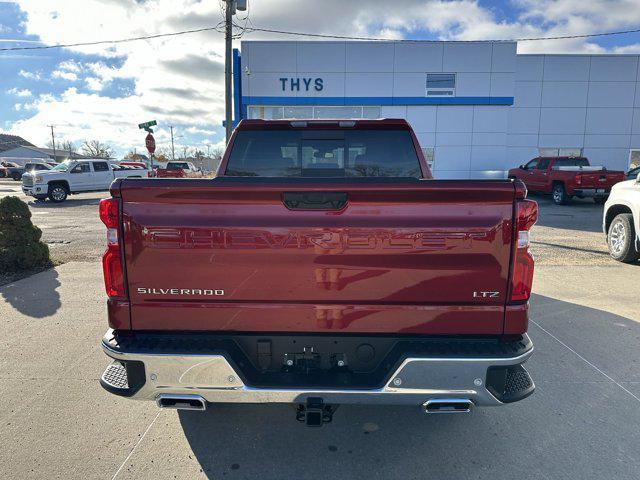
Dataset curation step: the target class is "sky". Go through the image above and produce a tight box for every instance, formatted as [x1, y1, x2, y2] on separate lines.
[1, 0, 640, 158]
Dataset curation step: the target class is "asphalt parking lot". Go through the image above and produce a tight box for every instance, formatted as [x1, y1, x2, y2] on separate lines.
[1, 178, 639, 479]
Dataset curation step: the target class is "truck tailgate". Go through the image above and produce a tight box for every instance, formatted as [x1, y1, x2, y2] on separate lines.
[118, 178, 516, 334]
[578, 171, 624, 188]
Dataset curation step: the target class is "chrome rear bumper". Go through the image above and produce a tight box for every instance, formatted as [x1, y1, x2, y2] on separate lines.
[100, 330, 534, 407]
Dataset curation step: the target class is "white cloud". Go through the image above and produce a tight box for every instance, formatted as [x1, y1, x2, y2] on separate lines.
[57, 59, 82, 72]
[84, 76, 103, 91]
[51, 70, 78, 81]
[18, 69, 42, 81]
[7, 87, 33, 97]
[613, 43, 640, 54]
[186, 126, 218, 136]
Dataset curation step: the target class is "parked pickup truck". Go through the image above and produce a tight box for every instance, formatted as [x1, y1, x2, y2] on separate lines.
[156, 161, 203, 178]
[99, 119, 537, 426]
[22, 159, 149, 202]
[508, 156, 625, 205]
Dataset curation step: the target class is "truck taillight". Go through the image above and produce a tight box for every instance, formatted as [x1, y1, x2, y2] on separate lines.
[99, 198, 125, 298]
[575, 174, 582, 186]
[511, 199, 538, 302]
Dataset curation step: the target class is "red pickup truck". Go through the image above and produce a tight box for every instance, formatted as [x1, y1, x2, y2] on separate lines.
[98, 119, 537, 426]
[508, 156, 625, 205]
[155, 161, 204, 178]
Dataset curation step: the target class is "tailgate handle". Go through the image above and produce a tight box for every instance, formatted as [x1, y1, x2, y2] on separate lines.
[283, 192, 348, 210]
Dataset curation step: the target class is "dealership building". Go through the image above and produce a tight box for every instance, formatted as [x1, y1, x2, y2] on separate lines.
[234, 40, 640, 178]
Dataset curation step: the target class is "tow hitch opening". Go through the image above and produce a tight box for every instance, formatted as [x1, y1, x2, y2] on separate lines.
[296, 398, 337, 427]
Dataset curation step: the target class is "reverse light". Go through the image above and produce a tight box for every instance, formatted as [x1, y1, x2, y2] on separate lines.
[511, 199, 538, 302]
[99, 198, 125, 298]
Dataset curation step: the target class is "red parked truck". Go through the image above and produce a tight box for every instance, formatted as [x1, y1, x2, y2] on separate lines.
[155, 161, 204, 178]
[99, 119, 537, 426]
[508, 156, 625, 205]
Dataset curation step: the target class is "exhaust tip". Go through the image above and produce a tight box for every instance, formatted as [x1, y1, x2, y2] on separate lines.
[156, 394, 206, 411]
[423, 398, 473, 414]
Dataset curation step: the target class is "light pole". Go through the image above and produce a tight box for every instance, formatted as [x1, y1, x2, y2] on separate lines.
[170, 126, 176, 160]
[47, 125, 56, 162]
[224, 0, 247, 144]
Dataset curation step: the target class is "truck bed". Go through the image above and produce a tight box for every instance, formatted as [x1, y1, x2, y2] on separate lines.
[115, 176, 519, 335]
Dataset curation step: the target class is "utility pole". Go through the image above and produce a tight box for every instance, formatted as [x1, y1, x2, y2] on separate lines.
[224, 0, 233, 144]
[170, 125, 175, 161]
[47, 125, 56, 162]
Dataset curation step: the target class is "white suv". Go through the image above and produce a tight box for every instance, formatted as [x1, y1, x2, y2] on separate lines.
[603, 174, 640, 262]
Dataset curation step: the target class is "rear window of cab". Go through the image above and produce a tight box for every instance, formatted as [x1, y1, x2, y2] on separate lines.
[225, 129, 421, 178]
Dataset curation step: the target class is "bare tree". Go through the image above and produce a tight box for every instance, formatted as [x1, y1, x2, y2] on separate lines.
[212, 147, 224, 161]
[46, 139, 76, 153]
[194, 149, 205, 161]
[123, 150, 138, 160]
[81, 140, 114, 159]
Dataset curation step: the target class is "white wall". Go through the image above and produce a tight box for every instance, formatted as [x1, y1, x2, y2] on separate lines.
[508, 54, 640, 172]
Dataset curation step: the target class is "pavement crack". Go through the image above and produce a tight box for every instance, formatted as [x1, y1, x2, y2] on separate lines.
[111, 410, 162, 480]
[531, 320, 640, 405]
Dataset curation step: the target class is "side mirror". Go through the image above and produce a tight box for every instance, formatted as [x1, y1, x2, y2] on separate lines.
[519, 164, 525, 170]
[636, 172, 640, 183]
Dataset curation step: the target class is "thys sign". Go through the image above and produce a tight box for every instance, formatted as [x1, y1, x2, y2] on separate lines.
[279, 77, 324, 92]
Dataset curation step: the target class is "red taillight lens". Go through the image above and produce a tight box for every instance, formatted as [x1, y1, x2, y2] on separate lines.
[99, 198, 125, 298]
[511, 199, 538, 302]
[575, 174, 582, 186]
[99, 198, 119, 228]
[103, 244, 125, 297]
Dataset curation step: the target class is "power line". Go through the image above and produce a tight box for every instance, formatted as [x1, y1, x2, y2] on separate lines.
[235, 25, 640, 43]
[0, 23, 226, 52]
[1, 23, 640, 52]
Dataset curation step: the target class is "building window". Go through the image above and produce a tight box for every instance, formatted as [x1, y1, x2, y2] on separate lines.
[314, 106, 362, 119]
[247, 105, 381, 120]
[248, 106, 284, 119]
[284, 106, 313, 119]
[422, 147, 435, 170]
[362, 107, 381, 119]
[538, 147, 582, 157]
[426, 74, 455, 97]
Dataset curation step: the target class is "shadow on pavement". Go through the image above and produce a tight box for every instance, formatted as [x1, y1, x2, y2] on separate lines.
[529, 192, 603, 233]
[29, 198, 101, 208]
[1, 267, 61, 317]
[177, 294, 640, 479]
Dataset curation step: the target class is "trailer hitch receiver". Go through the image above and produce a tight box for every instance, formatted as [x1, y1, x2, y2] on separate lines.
[296, 398, 337, 427]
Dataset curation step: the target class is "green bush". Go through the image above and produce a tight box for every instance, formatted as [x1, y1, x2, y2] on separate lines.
[0, 196, 51, 273]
